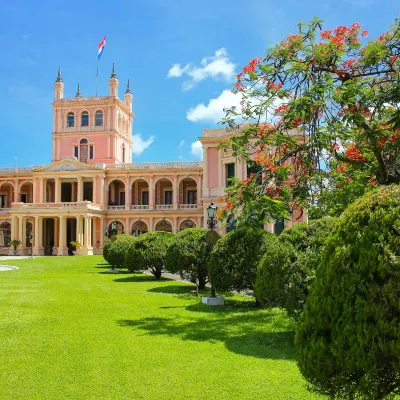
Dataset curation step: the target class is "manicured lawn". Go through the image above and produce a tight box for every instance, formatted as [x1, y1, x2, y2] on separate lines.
[0, 256, 323, 399]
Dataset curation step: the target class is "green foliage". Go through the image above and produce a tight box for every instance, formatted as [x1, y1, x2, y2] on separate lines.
[103, 237, 111, 262]
[255, 218, 338, 319]
[296, 185, 400, 399]
[10, 239, 21, 249]
[107, 235, 136, 269]
[208, 228, 276, 296]
[125, 231, 175, 279]
[165, 228, 213, 289]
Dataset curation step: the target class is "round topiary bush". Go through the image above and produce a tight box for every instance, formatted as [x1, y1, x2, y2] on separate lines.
[125, 231, 174, 279]
[296, 185, 400, 399]
[165, 228, 213, 289]
[255, 217, 338, 319]
[107, 235, 136, 269]
[103, 237, 111, 263]
[208, 228, 276, 297]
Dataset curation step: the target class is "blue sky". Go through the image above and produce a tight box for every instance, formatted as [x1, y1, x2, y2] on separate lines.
[0, 0, 398, 167]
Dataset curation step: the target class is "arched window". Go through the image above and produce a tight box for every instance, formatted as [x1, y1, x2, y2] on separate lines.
[81, 111, 89, 127]
[79, 138, 88, 164]
[67, 112, 75, 128]
[0, 222, 11, 247]
[180, 220, 196, 231]
[122, 145, 126, 163]
[155, 219, 172, 233]
[95, 110, 103, 126]
[107, 221, 124, 237]
[131, 221, 148, 237]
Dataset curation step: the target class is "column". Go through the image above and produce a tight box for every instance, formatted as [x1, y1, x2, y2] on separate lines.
[38, 217, 43, 251]
[33, 216, 40, 252]
[85, 216, 92, 249]
[197, 175, 202, 206]
[33, 178, 37, 204]
[92, 177, 97, 204]
[39, 178, 45, 203]
[173, 216, 178, 233]
[100, 176, 105, 206]
[149, 216, 154, 232]
[99, 217, 105, 248]
[202, 145, 209, 197]
[217, 149, 223, 189]
[11, 216, 18, 240]
[197, 216, 202, 229]
[55, 178, 61, 203]
[149, 176, 154, 210]
[57, 216, 67, 255]
[125, 177, 131, 210]
[18, 216, 24, 243]
[14, 180, 19, 203]
[77, 177, 83, 202]
[76, 216, 81, 246]
[173, 175, 178, 209]
[71, 181, 76, 202]
[53, 217, 59, 251]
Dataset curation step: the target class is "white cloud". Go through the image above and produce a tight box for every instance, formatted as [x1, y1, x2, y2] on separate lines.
[178, 140, 185, 148]
[187, 89, 241, 123]
[132, 134, 155, 156]
[167, 63, 189, 78]
[191, 141, 203, 160]
[168, 48, 236, 90]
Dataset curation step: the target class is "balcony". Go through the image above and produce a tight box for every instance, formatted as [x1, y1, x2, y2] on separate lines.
[11, 201, 102, 211]
[154, 205, 174, 210]
[0, 207, 10, 214]
[178, 204, 200, 210]
[130, 205, 150, 210]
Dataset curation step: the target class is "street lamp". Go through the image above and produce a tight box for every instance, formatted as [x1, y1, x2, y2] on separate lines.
[207, 202, 218, 230]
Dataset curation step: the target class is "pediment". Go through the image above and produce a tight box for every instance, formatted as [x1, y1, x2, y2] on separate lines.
[34, 158, 100, 172]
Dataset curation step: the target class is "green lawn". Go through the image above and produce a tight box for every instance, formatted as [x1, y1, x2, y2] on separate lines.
[0, 256, 323, 399]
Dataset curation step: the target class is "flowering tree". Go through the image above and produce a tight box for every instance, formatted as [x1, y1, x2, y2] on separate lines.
[219, 17, 400, 224]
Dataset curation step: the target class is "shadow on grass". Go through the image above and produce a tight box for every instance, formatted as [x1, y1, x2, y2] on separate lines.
[97, 270, 132, 275]
[147, 284, 197, 295]
[113, 274, 172, 283]
[117, 310, 297, 360]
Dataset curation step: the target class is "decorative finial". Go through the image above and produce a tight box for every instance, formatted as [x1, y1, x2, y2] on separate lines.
[110, 63, 117, 78]
[75, 83, 81, 97]
[125, 79, 131, 94]
[56, 67, 62, 83]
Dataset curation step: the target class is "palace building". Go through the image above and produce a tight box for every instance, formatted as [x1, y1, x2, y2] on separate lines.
[0, 66, 307, 256]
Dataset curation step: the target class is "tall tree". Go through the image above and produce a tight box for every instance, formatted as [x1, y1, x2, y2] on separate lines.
[219, 17, 400, 224]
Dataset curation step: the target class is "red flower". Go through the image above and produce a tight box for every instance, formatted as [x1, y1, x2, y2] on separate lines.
[331, 142, 340, 152]
[390, 55, 398, 64]
[362, 30, 368, 37]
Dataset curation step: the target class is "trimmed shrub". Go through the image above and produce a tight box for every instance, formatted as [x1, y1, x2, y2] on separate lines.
[125, 231, 175, 279]
[103, 237, 111, 263]
[107, 235, 136, 269]
[165, 228, 212, 289]
[296, 185, 400, 399]
[255, 218, 338, 319]
[208, 228, 276, 296]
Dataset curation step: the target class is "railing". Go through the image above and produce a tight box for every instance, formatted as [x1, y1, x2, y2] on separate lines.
[0, 208, 10, 214]
[55, 96, 110, 103]
[178, 204, 200, 209]
[10, 201, 102, 211]
[0, 166, 41, 173]
[107, 205, 126, 211]
[154, 204, 174, 210]
[108, 161, 203, 170]
[130, 205, 150, 210]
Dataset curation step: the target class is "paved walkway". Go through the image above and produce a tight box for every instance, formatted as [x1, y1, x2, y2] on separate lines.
[0, 256, 39, 260]
[0, 265, 19, 271]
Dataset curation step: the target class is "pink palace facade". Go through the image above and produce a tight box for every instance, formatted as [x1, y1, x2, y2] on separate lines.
[0, 66, 307, 256]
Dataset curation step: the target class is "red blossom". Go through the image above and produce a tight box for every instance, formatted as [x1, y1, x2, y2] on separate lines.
[362, 30, 368, 37]
[331, 142, 340, 152]
[345, 146, 368, 162]
[389, 55, 398, 64]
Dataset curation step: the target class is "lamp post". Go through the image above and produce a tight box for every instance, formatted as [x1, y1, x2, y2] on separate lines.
[207, 202, 217, 297]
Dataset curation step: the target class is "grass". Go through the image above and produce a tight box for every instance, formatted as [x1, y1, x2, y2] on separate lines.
[0, 256, 323, 399]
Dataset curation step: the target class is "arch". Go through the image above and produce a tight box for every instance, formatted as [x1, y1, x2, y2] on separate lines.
[179, 177, 198, 205]
[155, 219, 172, 233]
[19, 181, 33, 203]
[0, 221, 11, 247]
[155, 177, 173, 206]
[131, 220, 148, 236]
[18, 180, 32, 191]
[67, 112, 75, 128]
[178, 176, 199, 186]
[107, 221, 124, 237]
[95, 110, 103, 126]
[0, 181, 14, 190]
[107, 179, 126, 206]
[180, 220, 196, 231]
[81, 111, 89, 127]
[131, 178, 149, 207]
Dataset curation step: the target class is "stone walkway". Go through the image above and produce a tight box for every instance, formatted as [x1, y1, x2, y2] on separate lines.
[0, 265, 19, 271]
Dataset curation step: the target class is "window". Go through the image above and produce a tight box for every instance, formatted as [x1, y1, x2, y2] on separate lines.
[122, 146, 125, 163]
[81, 111, 89, 127]
[142, 191, 149, 205]
[89, 145, 94, 160]
[180, 220, 196, 230]
[20, 194, 27, 203]
[67, 112, 75, 127]
[274, 219, 285, 236]
[74, 146, 78, 159]
[95, 110, 103, 126]
[164, 191, 172, 205]
[79, 138, 88, 163]
[226, 163, 235, 187]
[0, 195, 7, 208]
[187, 190, 197, 204]
[0, 222, 11, 247]
[155, 220, 172, 232]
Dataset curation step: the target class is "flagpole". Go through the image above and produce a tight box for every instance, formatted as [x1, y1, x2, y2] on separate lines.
[96, 59, 99, 97]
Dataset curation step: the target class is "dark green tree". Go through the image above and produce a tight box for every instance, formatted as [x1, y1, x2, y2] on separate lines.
[165, 228, 212, 290]
[296, 185, 400, 399]
[125, 231, 175, 280]
[107, 235, 136, 269]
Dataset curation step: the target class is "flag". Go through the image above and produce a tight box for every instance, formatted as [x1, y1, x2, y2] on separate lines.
[98, 36, 106, 60]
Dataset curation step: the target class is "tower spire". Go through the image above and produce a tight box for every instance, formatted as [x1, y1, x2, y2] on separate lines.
[110, 63, 117, 78]
[75, 83, 81, 97]
[125, 79, 131, 94]
[56, 67, 62, 83]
